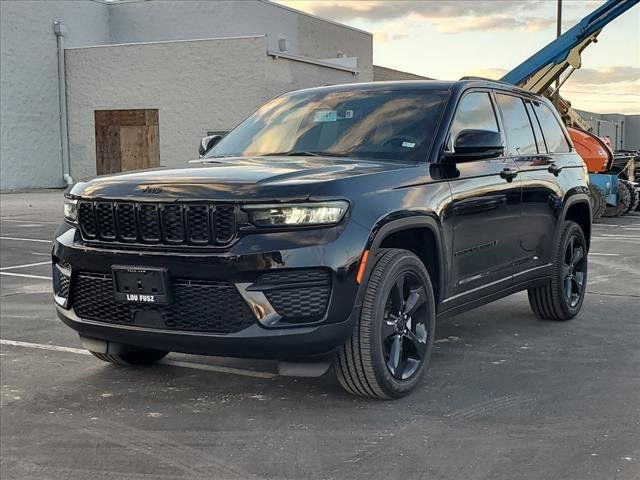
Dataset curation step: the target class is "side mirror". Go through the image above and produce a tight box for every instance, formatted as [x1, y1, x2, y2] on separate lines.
[199, 135, 223, 157]
[445, 129, 504, 162]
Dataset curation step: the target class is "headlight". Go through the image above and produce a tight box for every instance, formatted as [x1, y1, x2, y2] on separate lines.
[63, 198, 78, 223]
[245, 201, 349, 227]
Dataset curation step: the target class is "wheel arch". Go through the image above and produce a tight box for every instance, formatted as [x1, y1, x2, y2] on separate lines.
[562, 193, 592, 250]
[360, 213, 447, 305]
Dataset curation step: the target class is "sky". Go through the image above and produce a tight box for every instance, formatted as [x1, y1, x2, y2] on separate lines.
[276, 0, 640, 115]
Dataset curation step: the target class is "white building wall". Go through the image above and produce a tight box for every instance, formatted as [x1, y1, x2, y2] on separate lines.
[0, 0, 110, 189]
[66, 37, 270, 180]
[1, 0, 373, 189]
[107, 0, 372, 80]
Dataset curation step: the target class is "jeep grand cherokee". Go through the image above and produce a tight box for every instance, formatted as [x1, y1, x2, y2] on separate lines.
[53, 80, 591, 398]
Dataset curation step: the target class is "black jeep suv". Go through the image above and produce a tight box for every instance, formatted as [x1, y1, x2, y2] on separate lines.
[53, 80, 591, 398]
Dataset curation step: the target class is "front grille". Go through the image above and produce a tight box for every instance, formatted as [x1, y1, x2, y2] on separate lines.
[258, 270, 331, 321]
[73, 273, 256, 334]
[77, 200, 237, 247]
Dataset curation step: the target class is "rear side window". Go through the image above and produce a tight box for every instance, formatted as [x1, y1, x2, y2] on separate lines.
[449, 92, 499, 150]
[525, 101, 546, 153]
[533, 102, 571, 153]
[495, 93, 537, 155]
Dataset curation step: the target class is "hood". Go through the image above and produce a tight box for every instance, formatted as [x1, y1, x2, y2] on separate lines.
[69, 156, 415, 201]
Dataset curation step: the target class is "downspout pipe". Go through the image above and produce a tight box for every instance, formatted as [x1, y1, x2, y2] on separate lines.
[53, 21, 73, 186]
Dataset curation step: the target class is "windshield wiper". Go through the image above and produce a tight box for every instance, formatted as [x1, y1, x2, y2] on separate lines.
[259, 151, 351, 158]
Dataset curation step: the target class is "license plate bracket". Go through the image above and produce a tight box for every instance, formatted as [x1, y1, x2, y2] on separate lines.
[112, 265, 171, 305]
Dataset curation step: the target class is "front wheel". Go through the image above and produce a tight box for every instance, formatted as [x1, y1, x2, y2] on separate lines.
[90, 348, 169, 365]
[333, 248, 435, 399]
[528, 221, 588, 321]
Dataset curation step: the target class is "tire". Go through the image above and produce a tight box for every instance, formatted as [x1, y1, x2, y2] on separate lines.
[621, 180, 639, 215]
[603, 180, 631, 217]
[527, 221, 587, 321]
[333, 248, 436, 399]
[90, 348, 169, 365]
[588, 183, 606, 220]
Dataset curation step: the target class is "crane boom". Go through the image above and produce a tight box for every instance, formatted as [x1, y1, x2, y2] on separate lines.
[502, 0, 638, 94]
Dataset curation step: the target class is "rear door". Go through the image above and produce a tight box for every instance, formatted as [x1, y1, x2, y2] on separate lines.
[494, 93, 560, 279]
[441, 90, 521, 306]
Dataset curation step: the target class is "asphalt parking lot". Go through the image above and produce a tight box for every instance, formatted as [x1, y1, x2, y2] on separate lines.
[1, 190, 638, 480]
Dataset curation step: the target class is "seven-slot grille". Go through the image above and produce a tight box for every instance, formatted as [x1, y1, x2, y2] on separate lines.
[78, 200, 236, 247]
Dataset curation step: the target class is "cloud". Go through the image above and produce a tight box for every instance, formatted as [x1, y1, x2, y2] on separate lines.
[466, 66, 639, 114]
[293, 1, 545, 22]
[466, 67, 509, 79]
[466, 66, 640, 85]
[280, 1, 554, 33]
[432, 15, 554, 33]
[373, 31, 389, 43]
[571, 66, 640, 84]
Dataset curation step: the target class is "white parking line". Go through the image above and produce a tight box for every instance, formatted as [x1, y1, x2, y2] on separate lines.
[0, 272, 52, 280]
[592, 237, 637, 242]
[0, 236, 52, 243]
[0, 339, 89, 355]
[1, 218, 60, 225]
[589, 253, 620, 256]
[599, 234, 640, 238]
[0, 261, 51, 271]
[0, 339, 277, 379]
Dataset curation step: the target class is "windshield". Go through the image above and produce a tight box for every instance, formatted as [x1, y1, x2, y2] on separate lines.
[207, 88, 449, 162]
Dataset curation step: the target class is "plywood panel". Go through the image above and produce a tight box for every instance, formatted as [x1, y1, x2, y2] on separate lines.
[95, 125, 121, 175]
[94, 109, 159, 174]
[119, 126, 144, 171]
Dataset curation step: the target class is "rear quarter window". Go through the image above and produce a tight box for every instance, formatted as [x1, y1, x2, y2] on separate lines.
[533, 102, 571, 153]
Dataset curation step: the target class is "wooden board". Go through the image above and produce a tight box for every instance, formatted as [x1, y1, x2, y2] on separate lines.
[94, 109, 159, 175]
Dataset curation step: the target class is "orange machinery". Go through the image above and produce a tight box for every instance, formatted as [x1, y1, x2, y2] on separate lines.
[567, 127, 612, 174]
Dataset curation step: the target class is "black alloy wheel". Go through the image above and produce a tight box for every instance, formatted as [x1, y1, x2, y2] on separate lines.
[334, 248, 435, 399]
[562, 233, 587, 308]
[381, 271, 429, 380]
[528, 220, 588, 321]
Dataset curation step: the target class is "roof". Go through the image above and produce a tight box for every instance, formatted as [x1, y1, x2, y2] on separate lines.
[284, 78, 540, 97]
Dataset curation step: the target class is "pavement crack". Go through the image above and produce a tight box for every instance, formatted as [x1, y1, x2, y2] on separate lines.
[586, 291, 640, 298]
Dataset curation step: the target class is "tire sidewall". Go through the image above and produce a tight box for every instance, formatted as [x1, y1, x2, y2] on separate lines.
[554, 222, 588, 318]
[366, 251, 436, 397]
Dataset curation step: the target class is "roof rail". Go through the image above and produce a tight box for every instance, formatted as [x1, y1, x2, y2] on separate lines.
[458, 76, 519, 87]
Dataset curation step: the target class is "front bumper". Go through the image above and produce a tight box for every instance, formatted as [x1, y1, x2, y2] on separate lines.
[56, 304, 356, 359]
[52, 220, 369, 360]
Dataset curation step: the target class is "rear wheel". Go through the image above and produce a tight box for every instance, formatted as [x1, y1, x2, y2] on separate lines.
[621, 180, 638, 215]
[528, 221, 587, 321]
[90, 348, 169, 365]
[333, 248, 435, 399]
[588, 183, 606, 220]
[603, 180, 631, 217]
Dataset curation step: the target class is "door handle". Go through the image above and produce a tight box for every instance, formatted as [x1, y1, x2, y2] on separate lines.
[548, 163, 563, 176]
[500, 167, 518, 182]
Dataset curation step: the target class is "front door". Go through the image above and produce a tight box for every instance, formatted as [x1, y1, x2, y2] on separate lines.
[440, 90, 521, 307]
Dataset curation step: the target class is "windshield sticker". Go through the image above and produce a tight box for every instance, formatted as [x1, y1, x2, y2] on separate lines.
[402, 141, 416, 148]
[313, 110, 338, 122]
[344, 110, 354, 119]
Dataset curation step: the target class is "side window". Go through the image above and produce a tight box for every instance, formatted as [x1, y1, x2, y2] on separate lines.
[495, 93, 537, 155]
[533, 102, 571, 153]
[525, 101, 546, 153]
[449, 92, 499, 150]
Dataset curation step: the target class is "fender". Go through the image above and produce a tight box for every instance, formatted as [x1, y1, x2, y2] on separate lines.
[354, 211, 448, 307]
[557, 187, 592, 247]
